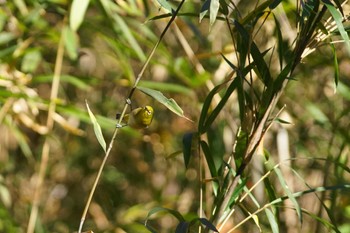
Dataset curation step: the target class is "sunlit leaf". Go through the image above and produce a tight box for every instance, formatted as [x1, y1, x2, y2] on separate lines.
[209, 0, 220, 27]
[252, 214, 262, 231]
[274, 166, 302, 223]
[70, 0, 90, 31]
[0, 32, 15, 45]
[265, 208, 279, 233]
[137, 87, 192, 121]
[324, 2, 350, 55]
[156, 0, 173, 12]
[21, 49, 42, 73]
[306, 104, 329, 124]
[0, 184, 11, 208]
[85, 100, 106, 153]
[338, 82, 350, 101]
[63, 26, 78, 60]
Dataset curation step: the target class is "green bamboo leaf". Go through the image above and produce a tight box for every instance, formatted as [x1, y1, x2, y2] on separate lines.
[265, 208, 279, 233]
[9, 120, 33, 160]
[274, 117, 293, 125]
[85, 100, 106, 153]
[63, 26, 78, 60]
[112, 14, 146, 62]
[175, 222, 189, 233]
[138, 80, 193, 94]
[137, 87, 192, 121]
[200, 140, 218, 178]
[338, 82, 350, 101]
[219, 0, 228, 15]
[203, 78, 239, 132]
[269, 0, 282, 9]
[198, 82, 227, 134]
[227, 178, 247, 207]
[145, 207, 185, 223]
[183, 133, 194, 168]
[274, 166, 302, 223]
[70, 0, 90, 31]
[156, 0, 173, 12]
[330, 43, 339, 92]
[21, 49, 42, 73]
[273, 14, 284, 70]
[324, 2, 350, 55]
[33, 75, 91, 90]
[306, 103, 329, 124]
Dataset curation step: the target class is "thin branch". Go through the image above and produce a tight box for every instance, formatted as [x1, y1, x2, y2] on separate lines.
[27, 25, 65, 233]
[78, 1, 186, 232]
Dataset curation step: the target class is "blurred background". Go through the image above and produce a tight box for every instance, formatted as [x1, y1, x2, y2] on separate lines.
[0, 0, 349, 232]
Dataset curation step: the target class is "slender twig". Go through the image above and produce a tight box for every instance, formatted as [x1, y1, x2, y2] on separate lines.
[78, 1, 186, 232]
[27, 26, 65, 233]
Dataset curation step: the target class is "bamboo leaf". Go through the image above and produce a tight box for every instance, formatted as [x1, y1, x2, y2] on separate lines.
[183, 133, 194, 168]
[203, 78, 239, 132]
[198, 218, 219, 232]
[269, 0, 283, 9]
[70, 0, 90, 31]
[324, 2, 350, 55]
[137, 87, 192, 121]
[145, 207, 185, 223]
[156, 0, 173, 12]
[139, 80, 193, 94]
[63, 26, 78, 60]
[21, 49, 42, 73]
[209, 0, 220, 27]
[199, 0, 210, 23]
[265, 208, 279, 233]
[175, 222, 189, 233]
[112, 14, 146, 62]
[274, 166, 302, 223]
[273, 14, 284, 70]
[85, 100, 106, 153]
[330, 43, 339, 92]
[198, 81, 228, 134]
[200, 140, 218, 178]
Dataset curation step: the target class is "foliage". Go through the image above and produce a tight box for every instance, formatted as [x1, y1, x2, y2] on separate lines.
[0, 0, 349, 233]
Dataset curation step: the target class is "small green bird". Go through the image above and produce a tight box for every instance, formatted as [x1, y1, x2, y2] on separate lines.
[117, 106, 154, 129]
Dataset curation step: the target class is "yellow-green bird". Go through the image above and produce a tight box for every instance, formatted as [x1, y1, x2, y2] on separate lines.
[117, 106, 154, 129]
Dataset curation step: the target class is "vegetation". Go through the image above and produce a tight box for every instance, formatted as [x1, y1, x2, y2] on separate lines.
[0, 0, 349, 232]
